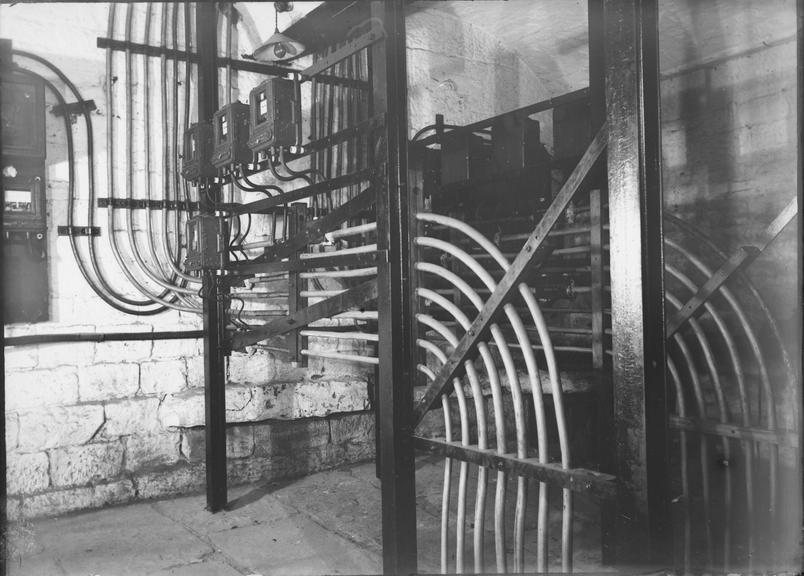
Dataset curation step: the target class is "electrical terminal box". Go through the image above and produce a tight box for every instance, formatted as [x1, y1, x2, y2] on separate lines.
[491, 116, 542, 172]
[181, 122, 216, 182]
[211, 101, 252, 169]
[185, 214, 229, 271]
[247, 78, 297, 154]
[440, 131, 493, 186]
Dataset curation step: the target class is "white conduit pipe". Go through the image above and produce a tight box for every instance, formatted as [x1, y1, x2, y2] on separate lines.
[300, 290, 347, 298]
[414, 317, 474, 574]
[325, 221, 377, 241]
[417, 288, 496, 572]
[299, 330, 379, 342]
[416, 361, 456, 575]
[418, 211, 573, 572]
[334, 311, 378, 321]
[416, 240, 539, 570]
[299, 267, 377, 279]
[299, 243, 377, 259]
[300, 350, 378, 365]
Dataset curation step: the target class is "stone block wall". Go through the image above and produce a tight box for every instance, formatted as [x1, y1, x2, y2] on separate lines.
[1, 2, 378, 520]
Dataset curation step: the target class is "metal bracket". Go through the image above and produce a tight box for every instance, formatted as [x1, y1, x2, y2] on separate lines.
[97, 198, 199, 211]
[57, 225, 101, 237]
[51, 99, 96, 118]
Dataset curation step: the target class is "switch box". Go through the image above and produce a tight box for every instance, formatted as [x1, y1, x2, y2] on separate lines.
[185, 214, 229, 271]
[1, 71, 46, 159]
[181, 122, 216, 181]
[491, 116, 542, 173]
[2, 55, 49, 323]
[247, 78, 297, 154]
[211, 101, 251, 169]
[440, 131, 492, 186]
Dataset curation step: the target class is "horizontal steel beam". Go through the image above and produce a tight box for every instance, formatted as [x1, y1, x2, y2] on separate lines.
[230, 278, 378, 349]
[412, 123, 608, 428]
[414, 436, 617, 500]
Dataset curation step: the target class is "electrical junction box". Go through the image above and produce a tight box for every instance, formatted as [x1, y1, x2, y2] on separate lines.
[181, 122, 216, 181]
[247, 78, 297, 154]
[1, 56, 49, 323]
[185, 214, 229, 271]
[211, 101, 252, 169]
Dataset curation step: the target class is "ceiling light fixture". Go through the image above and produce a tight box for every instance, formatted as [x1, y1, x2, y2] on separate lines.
[252, 1, 305, 63]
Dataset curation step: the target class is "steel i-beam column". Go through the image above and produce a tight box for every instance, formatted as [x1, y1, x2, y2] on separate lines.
[196, 1, 227, 512]
[371, 0, 418, 573]
[603, 0, 671, 566]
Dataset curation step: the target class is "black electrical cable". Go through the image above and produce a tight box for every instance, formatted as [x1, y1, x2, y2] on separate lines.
[12, 54, 165, 315]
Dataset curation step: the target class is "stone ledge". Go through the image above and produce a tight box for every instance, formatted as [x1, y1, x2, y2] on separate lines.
[159, 379, 370, 428]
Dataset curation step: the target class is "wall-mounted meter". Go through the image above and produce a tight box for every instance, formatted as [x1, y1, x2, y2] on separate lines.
[211, 101, 251, 169]
[247, 78, 296, 154]
[1, 59, 49, 323]
[181, 122, 216, 181]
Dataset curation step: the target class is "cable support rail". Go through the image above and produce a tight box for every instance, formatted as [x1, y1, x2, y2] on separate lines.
[96, 197, 200, 211]
[225, 250, 384, 277]
[230, 277, 378, 350]
[96, 36, 297, 77]
[414, 437, 616, 500]
[301, 25, 384, 79]
[231, 169, 372, 215]
[412, 123, 609, 427]
[666, 195, 798, 337]
[301, 349, 379, 365]
[300, 114, 386, 154]
[669, 416, 798, 449]
[261, 187, 375, 262]
[413, 87, 590, 147]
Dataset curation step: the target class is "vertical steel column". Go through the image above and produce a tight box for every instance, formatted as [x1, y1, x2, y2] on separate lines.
[371, 1, 418, 573]
[589, 0, 618, 565]
[288, 203, 306, 366]
[798, 0, 804, 567]
[603, 0, 670, 566]
[0, 42, 7, 576]
[197, 1, 227, 513]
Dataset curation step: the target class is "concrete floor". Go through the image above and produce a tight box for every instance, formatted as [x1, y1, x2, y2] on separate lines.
[6, 456, 604, 575]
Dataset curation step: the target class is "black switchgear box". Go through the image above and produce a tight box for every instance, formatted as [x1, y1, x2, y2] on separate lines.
[247, 78, 297, 154]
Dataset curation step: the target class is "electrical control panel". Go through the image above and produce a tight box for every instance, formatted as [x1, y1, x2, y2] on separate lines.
[211, 101, 252, 169]
[1, 57, 49, 323]
[181, 122, 216, 181]
[247, 78, 297, 154]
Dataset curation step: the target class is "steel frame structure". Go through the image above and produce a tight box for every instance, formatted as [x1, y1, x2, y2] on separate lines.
[181, 0, 804, 573]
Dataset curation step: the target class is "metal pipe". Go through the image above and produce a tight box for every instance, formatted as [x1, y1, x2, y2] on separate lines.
[419, 211, 573, 571]
[299, 267, 377, 279]
[325, 221, 377, 241]
[415, 316, 473, 574]
[299, 330, 378, 342]
[667, 263, 755, 568]
[107, 4, 194, 311]
[667, 357, 691, 573]
[5, 330, 204, 347]
[665, 238, 778, 537]
[299, 244, 377, 259]
[300, 350, 378, 365]
[668, 292, 732, 569]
